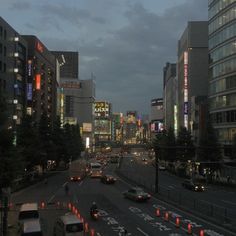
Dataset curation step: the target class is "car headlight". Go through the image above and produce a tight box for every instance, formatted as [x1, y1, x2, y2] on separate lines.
[195, 186, 198, 190]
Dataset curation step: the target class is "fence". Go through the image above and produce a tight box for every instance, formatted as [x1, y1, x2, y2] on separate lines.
[116, 168, 236, 233]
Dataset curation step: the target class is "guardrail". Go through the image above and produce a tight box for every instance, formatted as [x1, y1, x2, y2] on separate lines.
[116, 168, 236, 233]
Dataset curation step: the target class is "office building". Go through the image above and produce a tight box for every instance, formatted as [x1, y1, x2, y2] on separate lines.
[52, 51, 79, 79]
[23, 35, 57, 124]
[0, 17, 28, 128]
[177, 21, 208, 133]
[208, 1, 236, 151]
[163, 62, 177, 132]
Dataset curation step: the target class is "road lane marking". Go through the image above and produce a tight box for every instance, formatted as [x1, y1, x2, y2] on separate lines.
[118, 173, 235, 236]
[137, 227, 149, 236]
[221, 200, 236, 206]
[78, 181, 83, 186]
[48, 194, 55, 203]
[96, 233, 102, 236]
[62, 182, 68, 187]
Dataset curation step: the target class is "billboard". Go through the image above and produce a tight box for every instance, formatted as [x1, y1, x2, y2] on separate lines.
[83, 123, 92, 132]
[94, 102, 110, 118]
[27, 83, 32, 101]
[94, 119, 111, 135]
[127, 111, 136, 124]
[150, 121, 164, 133]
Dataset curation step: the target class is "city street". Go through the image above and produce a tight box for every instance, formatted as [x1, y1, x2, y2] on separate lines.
[8, 161, 236, 236]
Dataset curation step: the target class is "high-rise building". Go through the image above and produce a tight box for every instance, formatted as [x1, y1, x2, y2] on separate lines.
[163, 62, 177, 131]
[0, 17, 28, 128]
[177, 21, 208, 132]
[23, 35, 57, 124]
[208, 1, 236, 151]
[52, 51, 79, 79]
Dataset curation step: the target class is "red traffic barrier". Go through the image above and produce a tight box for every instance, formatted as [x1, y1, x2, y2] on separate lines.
[164, 212, 169, 221]
[199, 229, 204, 236]
[156, 208, 161, 217]
[187, 223, 192, 234]
[90, 229, 95, 236]
[68, 202, 72, 210]
[84, 222, 89, 233]
[77, 212, 81, 219]
[75, 208, 78, 215]
[40, 201, 45, 209]
[175, 217, 180, 228]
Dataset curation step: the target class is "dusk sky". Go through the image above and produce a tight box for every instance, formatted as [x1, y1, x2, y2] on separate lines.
[1, 0, 208, 114]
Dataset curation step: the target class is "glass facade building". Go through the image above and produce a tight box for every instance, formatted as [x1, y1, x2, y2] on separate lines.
[208, 0, 236, 145]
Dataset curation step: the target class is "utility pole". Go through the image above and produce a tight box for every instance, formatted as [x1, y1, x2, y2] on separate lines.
[155, 151, 159, 193]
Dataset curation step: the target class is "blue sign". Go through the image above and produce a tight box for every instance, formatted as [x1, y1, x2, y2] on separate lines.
[184, 102, 188, 114]
[27, 83, 32, 101]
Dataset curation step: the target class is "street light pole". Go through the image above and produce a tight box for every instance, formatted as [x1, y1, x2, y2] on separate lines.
[155, 150, 159, 193]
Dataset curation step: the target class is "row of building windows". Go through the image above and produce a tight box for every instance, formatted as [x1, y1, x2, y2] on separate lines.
[209, 6, 236, 35]
[209, 0, 236, 20]
[210, 39, 236, 63]
[0, 26, 7, 40]
[209, 74, 236, 94]
[0, 60, 6, 72]
[0, 43, 7, 56]
[210, 92, 236, 109]
[0, 78, 6, 90]
[209, 22, 236, 50]
[210, 56, 236, 79]
[211, 110, 236, 124]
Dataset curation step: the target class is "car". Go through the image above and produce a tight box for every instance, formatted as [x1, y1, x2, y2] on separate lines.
[159, 165, 166, 171]
[100, 174, 117, 184]
[123, 187, 151, 201]
[182, 179, 205, 192]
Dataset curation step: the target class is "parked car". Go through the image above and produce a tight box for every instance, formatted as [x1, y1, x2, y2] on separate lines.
[123, 187, 151, 202]
[159, 165, 166, 171]
[182, 179, 205, 192]
[100, 174, 116, 184]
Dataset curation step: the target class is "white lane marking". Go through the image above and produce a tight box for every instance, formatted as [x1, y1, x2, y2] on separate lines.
[118, 175, 235, 236]
[78, 181, 83, 186]
[137, 227, 149, 236]
[48, 194, 55, 203]
[221, 200, 236, 206]
[96, 233, 102, 236]
[62, 182, 68, 187]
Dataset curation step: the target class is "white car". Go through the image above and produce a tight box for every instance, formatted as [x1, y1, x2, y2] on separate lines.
[159, 165, 166, 171]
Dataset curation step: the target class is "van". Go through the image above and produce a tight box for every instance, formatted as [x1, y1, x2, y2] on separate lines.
[53, 213, 84, 236]
[20, 219, 43, 236]
[89, 162, 102, 178]
[18, 203, 39, 224]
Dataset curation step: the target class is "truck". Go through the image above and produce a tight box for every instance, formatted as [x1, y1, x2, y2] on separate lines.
[69, 159, 87, 182]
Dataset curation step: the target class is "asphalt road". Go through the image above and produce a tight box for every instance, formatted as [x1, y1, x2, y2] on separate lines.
[8, 162, 236, 236]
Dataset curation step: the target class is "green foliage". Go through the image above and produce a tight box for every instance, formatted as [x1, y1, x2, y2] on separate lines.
[176, 126, 194, 161]
[198, 121, 222, 170]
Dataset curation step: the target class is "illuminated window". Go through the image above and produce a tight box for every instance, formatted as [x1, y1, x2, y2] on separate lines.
[14, 36, 19, 42]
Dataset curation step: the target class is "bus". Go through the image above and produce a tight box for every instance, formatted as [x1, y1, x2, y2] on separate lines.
[89, 162, 103, 178]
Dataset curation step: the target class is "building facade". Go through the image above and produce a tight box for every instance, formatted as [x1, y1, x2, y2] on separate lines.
[208, 0, 236, 149]
[163, 62, 177, 131]
[177, 21, 208, 132]
[0, 17, 27, 128]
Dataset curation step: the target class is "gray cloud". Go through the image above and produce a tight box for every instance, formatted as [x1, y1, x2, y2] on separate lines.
[9, 1, 31, 10]
[40, 0, 207, 113]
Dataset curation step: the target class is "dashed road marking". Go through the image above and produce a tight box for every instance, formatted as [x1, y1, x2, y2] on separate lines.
[221, 200, 236, 206]
[62, 182, 68, 187]
[137, 227, 149, 236]
[48, 194, 55, 203]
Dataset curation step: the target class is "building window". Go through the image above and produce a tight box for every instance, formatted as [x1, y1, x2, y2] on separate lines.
[0, 43, 2, 54]
[3, 63, 6, 73]
[0, 26, 3, 38]
[4, 30, 6, 40]
[4, 46, 6, 57]
[0, 61, 2, 71]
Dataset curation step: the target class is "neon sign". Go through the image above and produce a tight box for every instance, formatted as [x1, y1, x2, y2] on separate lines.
[35, 74, 41, 90]
[184, 51, 188, 129]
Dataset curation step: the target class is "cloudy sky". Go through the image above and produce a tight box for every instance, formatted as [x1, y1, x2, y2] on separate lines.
[1, 0, 208, 114]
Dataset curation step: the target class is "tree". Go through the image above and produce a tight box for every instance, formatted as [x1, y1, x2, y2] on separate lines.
[176, 127, 195, 162]
[198, 122, 222, 171]
[166, 127, 176, 162]
[17, 115, 40, 171]
[0, 93, 18, 188]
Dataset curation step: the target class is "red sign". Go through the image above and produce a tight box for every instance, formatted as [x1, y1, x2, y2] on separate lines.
[36, 74, 41, 90]
[36, 41, 44, 53]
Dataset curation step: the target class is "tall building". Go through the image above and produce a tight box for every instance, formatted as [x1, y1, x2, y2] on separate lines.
[0, 17, 28, 128]
[163, 62, 177, 131]
[177, 21, 208, 133]
[52, 51, 79, 79]
[23, 36, 57, 124]
[208, 1, 236, 151]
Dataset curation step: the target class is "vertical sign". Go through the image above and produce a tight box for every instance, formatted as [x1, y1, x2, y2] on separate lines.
[184, 51, 188, 129]
[27, 83, 32, 100]
[36, 74, 41, 90]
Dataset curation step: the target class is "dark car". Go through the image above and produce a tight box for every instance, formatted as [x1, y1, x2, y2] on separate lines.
[100, 174, 117, 184]
[182, 179, 205, 192]
[123, 187, 151, 201]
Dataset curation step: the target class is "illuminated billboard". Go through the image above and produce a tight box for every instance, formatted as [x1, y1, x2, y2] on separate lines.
[27, 83, 32, 101]
[127, 111, 136, 124]
[35, 74, 41, 90]
[94, 102, 110, 118]
[150, 121, 164, 133]
[94, 120, 111, 135]
[184, 51, 188, 129]
[83, 123, 92, 132]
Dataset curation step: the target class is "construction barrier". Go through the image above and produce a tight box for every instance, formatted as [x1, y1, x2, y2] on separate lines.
[187, 223, 192, 235]
[164, 211, 169, 221]
[199, 229, 204, 236]
[175, 217, 180, 228]
[156, 208, 161, 217]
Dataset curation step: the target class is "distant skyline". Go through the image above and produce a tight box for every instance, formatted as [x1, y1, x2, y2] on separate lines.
[0, 0, 208, 114]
